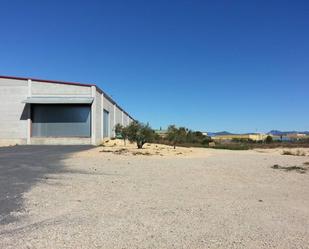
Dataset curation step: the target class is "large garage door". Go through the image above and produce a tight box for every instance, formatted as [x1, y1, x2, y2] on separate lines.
[31, 104, 91, 137]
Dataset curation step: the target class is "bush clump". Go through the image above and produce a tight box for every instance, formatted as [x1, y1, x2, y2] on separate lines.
[282, 150, 306, 156]
[115, 121, 155, 149]
[165, 125, 212, 149]
[271, 164, 307, 173]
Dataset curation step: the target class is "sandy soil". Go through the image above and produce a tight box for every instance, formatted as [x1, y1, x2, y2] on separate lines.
[80, 139, 211, 158]
[1, 142, 309, 249]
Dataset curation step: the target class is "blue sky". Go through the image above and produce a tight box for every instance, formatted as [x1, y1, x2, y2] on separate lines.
[0, 0, 308, 133]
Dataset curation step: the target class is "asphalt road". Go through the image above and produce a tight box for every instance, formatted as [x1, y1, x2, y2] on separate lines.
[0, 145, 92, 224]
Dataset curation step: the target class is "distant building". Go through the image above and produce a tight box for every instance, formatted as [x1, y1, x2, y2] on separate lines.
[212, 133, 268, 141]
[287, 133, 307, 139]
[272, 133, 309, 141]
[154, 129, 168, 138]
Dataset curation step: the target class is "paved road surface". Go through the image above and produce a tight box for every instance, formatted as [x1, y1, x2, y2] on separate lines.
[0, 145, 92, 224]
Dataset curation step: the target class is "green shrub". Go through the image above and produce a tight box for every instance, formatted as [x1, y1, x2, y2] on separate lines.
[114, 124, 129, 145]
[265, 135, 273, 144]
[126, 121, 155, 149]
[165, 125, 211, 149]
[166, 125, 187, 149]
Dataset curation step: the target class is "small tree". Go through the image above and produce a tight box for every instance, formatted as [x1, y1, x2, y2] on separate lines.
[265, 135, 273, 144]
[114, 124, 123, 137]
[121, 126, 129, 145]
[114, 124, 129, 145]
[126, 121, 154, 149]
[202, 136, 213, 145]
[166, 125, 178, 149]
[166, 125, 187, 149]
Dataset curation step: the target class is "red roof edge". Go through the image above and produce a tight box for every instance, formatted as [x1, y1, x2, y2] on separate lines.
[0, 75, 135, 120]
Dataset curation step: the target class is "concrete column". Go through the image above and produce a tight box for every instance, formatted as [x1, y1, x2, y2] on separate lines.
[27, 79, 32, 145]
[101, 94, 104, 140]
[91, 86, 96, 145]
[113, 104, 116, 137]
[121, 111, 124, 126]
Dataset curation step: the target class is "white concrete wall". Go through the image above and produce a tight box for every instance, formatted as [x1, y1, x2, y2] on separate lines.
[32, 81, 91, 96]
[125, 113, 133, 126]
[101, 97, 133, 139]
[95, 90, 103, 145]
[0, 78, 28, 145]
[125, 116, 129, 125]
[103, 95, 115, 138]
[128, 117, 133, 125]
[115, 106, 122, 126]
[0, 77, 133, 145]
[123, 114, 128, 127]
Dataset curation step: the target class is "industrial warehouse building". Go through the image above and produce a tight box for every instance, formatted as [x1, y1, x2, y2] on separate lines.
[0, 75, 134, 145]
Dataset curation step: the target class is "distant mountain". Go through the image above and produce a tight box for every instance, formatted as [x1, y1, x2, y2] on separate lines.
[207, 131, 234, 137]
[207, 130, 309, 137]
[268, 130, 309, 136]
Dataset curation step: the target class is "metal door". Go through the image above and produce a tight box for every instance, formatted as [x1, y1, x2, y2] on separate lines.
[103, 109, 109, 138]
[31, 104, 91, 137]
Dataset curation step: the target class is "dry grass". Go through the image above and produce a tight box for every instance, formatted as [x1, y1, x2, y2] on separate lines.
[100, 148, 129, 155]
[95, 139, 208, 158]
[132, 151, 152, 156]
[271, 164, 307, 174]
[282, 149, 306, 156]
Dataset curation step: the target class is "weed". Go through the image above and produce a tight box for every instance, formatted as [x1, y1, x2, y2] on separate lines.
[296, 150, 306, 156]
[113, 148, 129, 155]
[272, 164, 280, 169]
[132, 151, 152, 156]
[100, 149, 114, 153]
[271, 164, 307, 173]
[282, 150, 306, 156]
[282, 150, 293, 155]
[100, 148, 128, 155]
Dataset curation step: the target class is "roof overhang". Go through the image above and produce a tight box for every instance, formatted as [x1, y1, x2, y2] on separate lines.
[22, 97, 94, 104]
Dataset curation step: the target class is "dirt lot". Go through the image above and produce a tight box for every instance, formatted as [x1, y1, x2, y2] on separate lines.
[0, 142, 309, 249]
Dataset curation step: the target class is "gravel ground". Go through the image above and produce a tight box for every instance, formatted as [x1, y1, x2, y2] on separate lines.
[0, 146, 309, 249]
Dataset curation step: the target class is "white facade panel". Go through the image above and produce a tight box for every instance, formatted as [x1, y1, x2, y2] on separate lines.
[115, 106, 122, 126]
[103, 96, 115, 138]
[32, 81, 91, 96]
[0, 78, 28, 144]
[95, 91, 103, 144]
